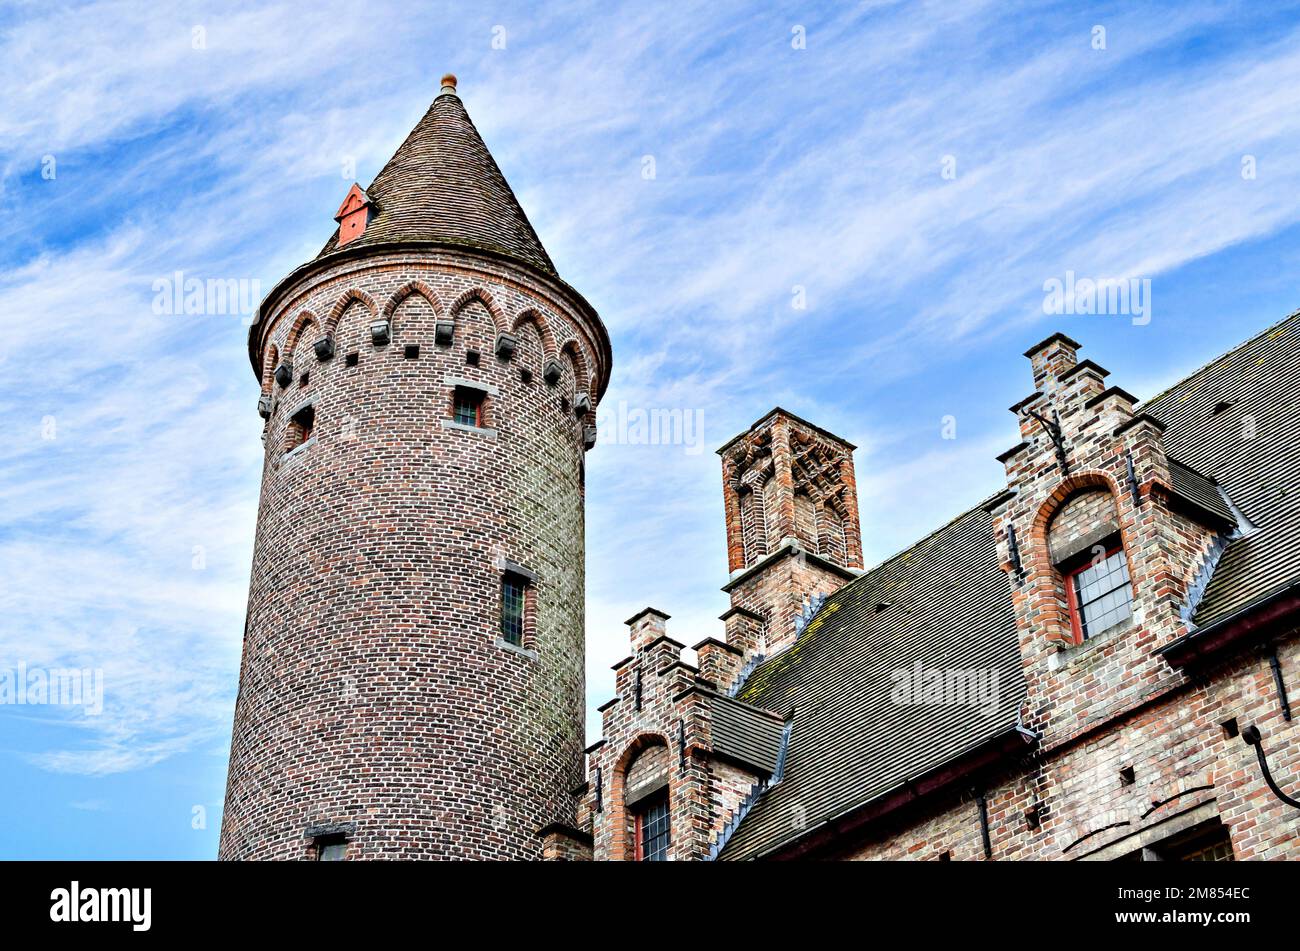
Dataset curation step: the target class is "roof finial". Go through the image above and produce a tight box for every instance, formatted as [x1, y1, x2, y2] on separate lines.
[439, 73, 458, 96]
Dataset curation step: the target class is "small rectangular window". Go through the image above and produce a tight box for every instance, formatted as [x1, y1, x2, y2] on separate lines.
[315, 834, 347, 861]
[453, 387, 484, 428]
[501, 573, 527, 646]
[1065, 546, 1132, 641]
[1148, 819, 1235, 861]
[287, 404, 315, 450]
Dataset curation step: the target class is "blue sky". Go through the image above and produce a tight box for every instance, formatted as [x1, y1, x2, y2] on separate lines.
[3, 0, 1300, 859]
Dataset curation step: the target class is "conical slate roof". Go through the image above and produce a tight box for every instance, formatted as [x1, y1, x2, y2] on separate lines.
[315, 78, 556, 275]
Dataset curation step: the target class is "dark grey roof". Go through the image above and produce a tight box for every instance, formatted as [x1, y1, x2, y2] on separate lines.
[1143, 312, 1300, 627]
[1166, 459, 1236, 528]
[315, 90, 556, 275]
[720, 502, 1025, 860]
[711, 694, 786, 776]
[719, 312, 1300, 859]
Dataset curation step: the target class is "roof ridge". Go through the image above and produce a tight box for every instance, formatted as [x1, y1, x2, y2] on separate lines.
[1139, 307, 1300, 410]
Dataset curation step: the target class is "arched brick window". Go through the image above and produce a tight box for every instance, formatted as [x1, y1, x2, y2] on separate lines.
[1045, 487, 1134, 643]
[623, 741, 670, 861]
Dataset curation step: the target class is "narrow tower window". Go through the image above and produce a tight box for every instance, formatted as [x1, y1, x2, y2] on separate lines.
[287, 404, 315, 452]
[501, 572, 528, 646]
[453, 386, 485, 428]
[314, 833, 348, 861]
[1063, 543, 1132, 641]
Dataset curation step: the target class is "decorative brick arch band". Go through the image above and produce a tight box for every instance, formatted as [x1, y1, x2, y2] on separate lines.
[283, 310, 319, 358]
[561, 339, 592, 397]
[260, 344, 279, 395]
[322, 288, 378, 337]
[608, 733, 672, 861]
[1026, 470, 1132, 646]
[512, 309, 559, 363]
[381, 280, 444, 324]
[449, 286, 508, 337]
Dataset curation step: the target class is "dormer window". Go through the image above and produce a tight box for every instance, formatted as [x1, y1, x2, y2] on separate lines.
[1045, 487, 1133, 646]
[1063, 543, 1132, 641]
[633, 792, 670, 861]
[334, 183, 373, 249]
[622, 741, 670, 861]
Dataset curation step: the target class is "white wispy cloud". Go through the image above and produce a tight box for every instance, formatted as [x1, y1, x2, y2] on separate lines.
[3, 0, 1299, 783]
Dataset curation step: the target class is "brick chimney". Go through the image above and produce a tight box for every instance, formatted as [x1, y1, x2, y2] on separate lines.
[716, 408, 862, 668]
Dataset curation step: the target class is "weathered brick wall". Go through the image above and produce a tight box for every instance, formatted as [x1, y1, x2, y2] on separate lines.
[583, 611, 769, 861]
[711, 759, 765, 844]
[824, 334, 1296, 863]
[723, 552, 857, 659]
[539, 826, 593, 861]
[993, 336, 1223, 746]
[835, 634, 1300, 860]
[219, 247, 607, 860]
[1046, 488, 1117, 562]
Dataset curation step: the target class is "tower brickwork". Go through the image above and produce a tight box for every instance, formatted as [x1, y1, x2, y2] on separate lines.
[219, 77, 610, 860]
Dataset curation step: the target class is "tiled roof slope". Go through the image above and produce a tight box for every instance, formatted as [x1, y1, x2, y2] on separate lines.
[1143, 313, 1300, 627]
[720, 502, 1026, 860]
[314, 90, 557, 275]
[720, 313, 1300, 860]
[711, 694, 786, 776]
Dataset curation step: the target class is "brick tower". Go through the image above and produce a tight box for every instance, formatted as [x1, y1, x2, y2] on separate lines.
[219, 75, 611, 860]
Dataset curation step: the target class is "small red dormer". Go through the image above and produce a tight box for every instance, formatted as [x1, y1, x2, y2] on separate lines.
[334, 183, 374, 248]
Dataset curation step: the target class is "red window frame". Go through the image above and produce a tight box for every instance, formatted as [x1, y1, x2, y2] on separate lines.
[632, 792, 670, 861]
[1063, 542, 1129, 644]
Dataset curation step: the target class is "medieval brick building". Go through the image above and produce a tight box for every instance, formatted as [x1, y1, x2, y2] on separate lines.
[222, 79, 1300, 861]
